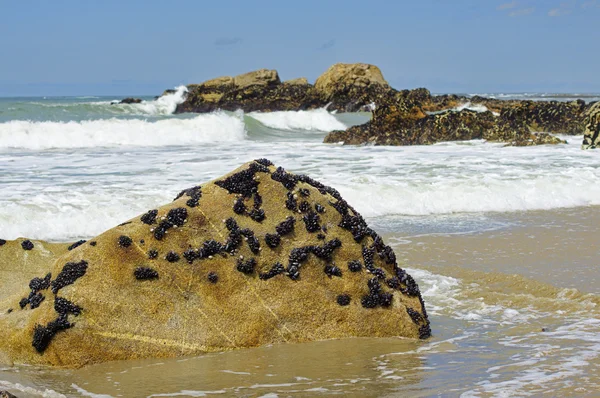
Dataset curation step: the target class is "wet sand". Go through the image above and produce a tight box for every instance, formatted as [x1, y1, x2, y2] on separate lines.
[1, 207, 599, 397]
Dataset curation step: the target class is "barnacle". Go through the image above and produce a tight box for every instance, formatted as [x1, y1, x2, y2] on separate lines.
[302, 211, 321, 233]
[51, 261, 88, 294]
[141, 210, 158, 225]
[165, 251, 180, 263]
[134, 267, 159, 280]
[118, 236, 132, 248]
[275, 216, 296, 236]
[207, 272, 219, 283]
[21, 240, 34, 251]
[67, 240, 86, 251]
[259, 262, 285, 280]
[236, 258, 256, 274]
[324, 264, 342, 278]
[336, 294, 351, 306]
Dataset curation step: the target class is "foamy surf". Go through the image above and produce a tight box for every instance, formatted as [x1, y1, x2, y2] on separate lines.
[248, 108, 347, 131]
[111, 85, 188, 115]
[0, 111, 246, 149]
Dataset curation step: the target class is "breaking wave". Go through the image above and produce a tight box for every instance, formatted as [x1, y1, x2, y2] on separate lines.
[248, 108, 347, 132]
[0, 111, 246, 149]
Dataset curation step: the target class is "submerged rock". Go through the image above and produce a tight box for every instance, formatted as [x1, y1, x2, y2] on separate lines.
[325, 93, 497, 146]
[118, 98, 143, 104]
[0, 161, 429, 367]
[582, 102, 600, 149]
[325, 92, 569, 147]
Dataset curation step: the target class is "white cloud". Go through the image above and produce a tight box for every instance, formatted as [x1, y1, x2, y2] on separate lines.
[548, 6, 572, 15]
[581, 0, 598, 8]
[497, 1, 518, 10]
[509, 7, 535, 16]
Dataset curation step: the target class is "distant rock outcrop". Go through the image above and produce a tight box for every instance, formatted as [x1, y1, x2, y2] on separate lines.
[0, 160, 430, 368]
[175, 63, 394, 113]
[118, 98, 143, 104]
[582, 101, 600, 149]
[165, 62, 587, 147]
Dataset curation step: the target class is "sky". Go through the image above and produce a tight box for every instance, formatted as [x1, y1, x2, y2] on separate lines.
[0, 0, 599, 96]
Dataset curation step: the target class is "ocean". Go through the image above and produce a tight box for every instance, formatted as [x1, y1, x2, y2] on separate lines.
[0, 90, 599, 397]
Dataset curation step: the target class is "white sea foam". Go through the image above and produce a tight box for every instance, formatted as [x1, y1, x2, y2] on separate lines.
[0, 380, 66, 397]
[453, 102, 490, 113]
[116, 85, 188, 115]
[0, 111, 246, 149]
[248, 109, 347, 132]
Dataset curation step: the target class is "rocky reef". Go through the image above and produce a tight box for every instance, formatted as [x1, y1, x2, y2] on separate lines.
[157, 62, 590, 147]
[582, 101, 600, 149]
[175, 63, 392, 114]
[0, 161, 429, 368]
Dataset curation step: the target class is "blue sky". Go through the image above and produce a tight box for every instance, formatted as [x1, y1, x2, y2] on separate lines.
[0, 0, 598, 96]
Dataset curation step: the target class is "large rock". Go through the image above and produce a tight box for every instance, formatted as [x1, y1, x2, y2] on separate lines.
[176, 69, 314, 113]
[118, 98, 143, 105]
[0, 161, 430, 368]
[483, 108, 567, 147]
[325, 91, 497, 145]
[582, 101, 600, 149]
[313, 63, 392, 112]
[175, 63, 395, 114]
[314, 63, 389, 98]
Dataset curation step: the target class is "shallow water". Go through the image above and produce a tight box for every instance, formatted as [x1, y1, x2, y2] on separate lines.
[0, 94, 598, 397]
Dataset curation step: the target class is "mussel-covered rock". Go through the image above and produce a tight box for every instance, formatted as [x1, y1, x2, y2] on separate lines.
[0, 161, 429, 367]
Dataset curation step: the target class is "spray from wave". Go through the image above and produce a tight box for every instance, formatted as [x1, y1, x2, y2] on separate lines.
[112, 85, 188, 115]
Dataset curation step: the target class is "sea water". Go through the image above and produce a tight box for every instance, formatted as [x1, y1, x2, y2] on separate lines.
[0, 91, 598, 397]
